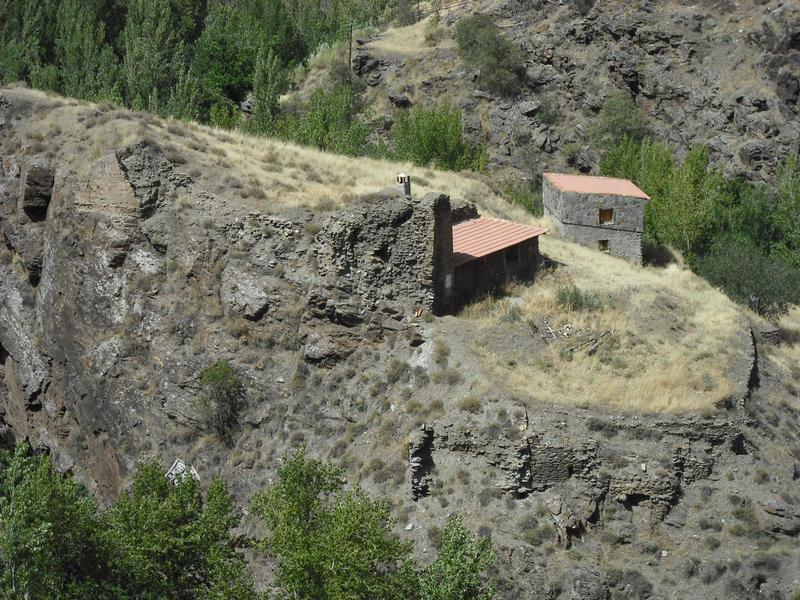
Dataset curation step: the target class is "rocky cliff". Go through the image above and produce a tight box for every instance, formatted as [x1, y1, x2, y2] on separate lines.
[1, 88, 800, 598]
[356, 0, 800, 181]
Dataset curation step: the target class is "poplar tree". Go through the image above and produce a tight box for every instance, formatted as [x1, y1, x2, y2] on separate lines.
[122, 0, 187, 112]
[55, 0, 121, 101]
[249, 44, 283, 134]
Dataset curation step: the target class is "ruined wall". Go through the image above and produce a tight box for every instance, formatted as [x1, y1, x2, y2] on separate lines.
[543, 178, 645, 264]
[314, 190, 453, 314]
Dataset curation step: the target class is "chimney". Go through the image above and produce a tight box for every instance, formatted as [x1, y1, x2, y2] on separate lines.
[396, 173, 411, 199]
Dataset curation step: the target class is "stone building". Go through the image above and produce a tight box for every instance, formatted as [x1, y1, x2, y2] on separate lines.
[314, 182, 547, 315]
[542, 173, 650, 263]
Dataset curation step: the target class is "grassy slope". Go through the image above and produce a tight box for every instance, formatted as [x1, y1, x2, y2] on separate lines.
[2, 86, 770, 413]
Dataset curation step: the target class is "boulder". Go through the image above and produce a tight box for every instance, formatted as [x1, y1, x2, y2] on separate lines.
[777, 69, 799, 107]
[388, 93, 412, 108]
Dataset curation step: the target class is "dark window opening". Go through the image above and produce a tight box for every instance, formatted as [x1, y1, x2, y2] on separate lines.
[505, 245, 520, 263]
[599, 208, 614, 225]
[597, 240, 609, 252]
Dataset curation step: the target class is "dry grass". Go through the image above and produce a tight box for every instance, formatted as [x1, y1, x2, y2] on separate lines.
[1, 86, 510, 214]
[462, 239, 748, 414]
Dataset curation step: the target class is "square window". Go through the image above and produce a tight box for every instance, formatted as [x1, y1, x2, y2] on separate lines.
[597, 240, 610, 252]
[599, 208, 614, 224]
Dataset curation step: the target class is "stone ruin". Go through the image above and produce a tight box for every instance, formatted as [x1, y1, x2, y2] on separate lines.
[313, 187, 454, 315]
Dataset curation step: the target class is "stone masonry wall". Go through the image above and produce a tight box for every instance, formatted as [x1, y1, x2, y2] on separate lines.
[314, 190, 453, 314]
[543, 178, 646, 263]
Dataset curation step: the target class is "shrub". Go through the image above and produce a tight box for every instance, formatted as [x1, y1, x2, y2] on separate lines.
[393, 105, 487, 171]
[386, 359, 411, 384]
[459, 395, 482, 413]
[433, 339, 451, 366]
[502, 180, 543, 216]
[555, 285, 603, 311]
[199, 359, 243, 441]
[276, 83, 369, 156]
[424, 14, 443, 46]
[696, 238, 800, 321]
[454, 14, 525, 97]
[419, 516, 495, 600]
[590, 92, 649, 147]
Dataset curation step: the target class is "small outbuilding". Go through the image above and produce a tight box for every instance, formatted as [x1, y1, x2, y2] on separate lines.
[542, 173, 650, 263]
[451, 217, 548, 308]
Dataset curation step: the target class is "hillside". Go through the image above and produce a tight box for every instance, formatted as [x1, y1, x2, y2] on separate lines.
[2, 87, 800, 598]
[346, 0, 800, 181]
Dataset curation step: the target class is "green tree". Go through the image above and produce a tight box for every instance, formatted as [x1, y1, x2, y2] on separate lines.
[277, 84, 370, 156]
[420, 516, 495, 600]
[393, 105, 487, 171]
[697, 237, 800, 321]
[590, 92, 649, 148]
[0, 0, 59, 83]
[193, 0, 303, 104]
[165, 67, 202, 121]
[252, 448, 417, 600]
[103, 460, 255, 599]
[55, 0, 121, 101]
[454, 14, 526, 97]
[602, 140, 720, 260]
[0, 443, 106, 599]
[249, 44, 284, 134]
[122, 0, 187, 112]
[772, 154, 800, 268]
[199, 359, 243, 442]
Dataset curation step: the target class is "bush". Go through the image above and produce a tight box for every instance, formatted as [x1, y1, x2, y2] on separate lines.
[696, 239, 800, 321]
[419, 516, 495, 600]
[454, 14, 526, 97]
[276, 83, 369, 156]
[502, 180, 543, 216]
[393, 105, 487, 171]
[199, 359, 243, 441]
[555, 285, 603, 311]
[458, 395, 482, 413]
[591, 92, 649, 147]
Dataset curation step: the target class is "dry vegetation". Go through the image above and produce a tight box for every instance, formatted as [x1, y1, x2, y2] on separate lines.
[462, 237, 748, 414]
[1, 86, 511, 214]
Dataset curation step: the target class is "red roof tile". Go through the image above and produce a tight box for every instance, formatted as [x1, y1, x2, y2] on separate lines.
[544, 172, 650, 200]
[452, 217, 548, 267]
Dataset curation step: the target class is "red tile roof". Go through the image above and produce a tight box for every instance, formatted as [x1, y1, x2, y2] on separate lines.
[452, 217, 548, 268]
[544, 172, 650, 200]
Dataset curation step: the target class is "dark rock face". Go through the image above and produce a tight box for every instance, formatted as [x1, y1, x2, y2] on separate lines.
[359, 1, 800, 179]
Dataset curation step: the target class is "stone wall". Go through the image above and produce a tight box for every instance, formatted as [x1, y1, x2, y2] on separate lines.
[543, 178, 646, 264]
[314, 189, 454, 314]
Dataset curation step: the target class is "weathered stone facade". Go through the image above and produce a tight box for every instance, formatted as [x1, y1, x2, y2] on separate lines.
[314, 189, 454, 314]
[543, 174, 648, 264]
